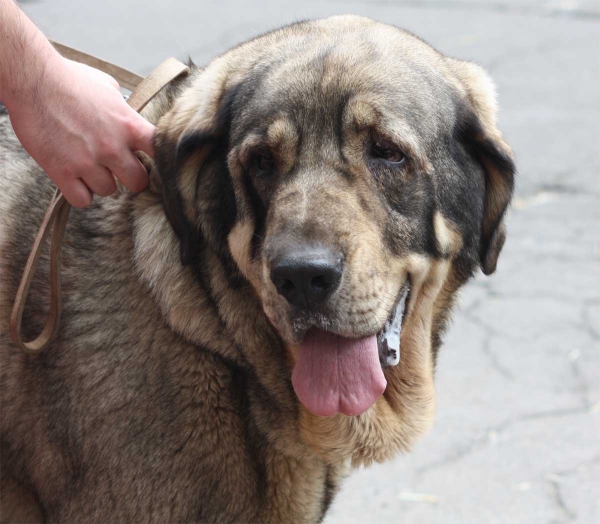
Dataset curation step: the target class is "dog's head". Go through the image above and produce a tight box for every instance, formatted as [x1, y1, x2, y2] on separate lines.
[152, 16, 514, 418]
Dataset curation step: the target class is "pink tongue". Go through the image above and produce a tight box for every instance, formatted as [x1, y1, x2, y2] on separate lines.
[292, 330, 386, 417]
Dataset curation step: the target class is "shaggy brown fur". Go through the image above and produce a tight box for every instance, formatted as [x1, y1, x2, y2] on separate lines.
[0, 15, 514, 523]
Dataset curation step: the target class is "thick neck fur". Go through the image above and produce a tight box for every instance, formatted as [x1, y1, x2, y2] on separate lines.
[130, 190, 353, 523]
[130, 189, 321, 460]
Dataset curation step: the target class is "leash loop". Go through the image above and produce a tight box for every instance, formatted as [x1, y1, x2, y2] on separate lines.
[9, 190, 70, 353]
[9, 46, 190, 353]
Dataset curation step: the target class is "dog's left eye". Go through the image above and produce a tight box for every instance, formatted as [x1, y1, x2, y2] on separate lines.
[370, 139, 405, 164]
[252, 151, 275, 173]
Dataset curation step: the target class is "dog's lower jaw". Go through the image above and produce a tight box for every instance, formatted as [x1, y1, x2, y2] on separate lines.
[296, 259, 448, 467]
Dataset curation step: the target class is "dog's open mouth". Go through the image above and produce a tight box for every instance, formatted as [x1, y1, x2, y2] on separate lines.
[292, 286, 410, 417]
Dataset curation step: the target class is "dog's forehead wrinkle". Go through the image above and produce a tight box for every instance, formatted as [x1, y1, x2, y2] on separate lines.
[273, 172, 329, 229]
[240, 60, 423, 124]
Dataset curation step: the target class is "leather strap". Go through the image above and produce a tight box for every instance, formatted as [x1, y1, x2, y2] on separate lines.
[127, 58, 189, 112]
[9, 46, 189, 354]
[9, 190, 70, 354]
[51, 41, 143, 91]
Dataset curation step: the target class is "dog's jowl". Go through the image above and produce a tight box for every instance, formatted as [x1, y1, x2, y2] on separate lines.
[0, 16, 514, 523]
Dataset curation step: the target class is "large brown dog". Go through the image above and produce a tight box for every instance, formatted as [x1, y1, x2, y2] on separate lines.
[0, 15, 514, 523]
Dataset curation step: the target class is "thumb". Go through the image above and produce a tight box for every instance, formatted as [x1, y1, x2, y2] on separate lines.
[129, 116, 156, 159]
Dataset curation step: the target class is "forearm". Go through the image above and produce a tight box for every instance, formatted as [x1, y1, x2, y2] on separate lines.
[0, 1, 154, 207]
[0, 0, 61, 108]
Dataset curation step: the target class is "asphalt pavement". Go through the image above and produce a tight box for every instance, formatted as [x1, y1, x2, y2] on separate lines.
[18, 1, 600, 522]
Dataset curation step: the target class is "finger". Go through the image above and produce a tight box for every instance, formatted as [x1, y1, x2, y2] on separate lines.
[107, 151, 149, 193]
[129, 116, 156, 159]
[58, 178, 93, 208]
[108, 75, 120, 90]
[82, 166, 118, 197]
[89, 65, 121, 91]
[98, 71, 120, 91]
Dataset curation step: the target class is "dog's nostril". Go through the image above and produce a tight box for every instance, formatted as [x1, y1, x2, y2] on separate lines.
[281, 279, 295, 295]
[311, 275, 330, 291]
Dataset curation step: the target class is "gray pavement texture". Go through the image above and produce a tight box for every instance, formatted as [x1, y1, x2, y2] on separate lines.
[18, 1, 600, 523]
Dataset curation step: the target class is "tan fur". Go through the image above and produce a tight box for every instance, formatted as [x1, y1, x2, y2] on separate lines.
[446, 58, 499, 134]
[228, 220, 260, 287]
[434, 211, 463, 256]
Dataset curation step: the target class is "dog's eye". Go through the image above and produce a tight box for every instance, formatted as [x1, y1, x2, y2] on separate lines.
[252, 151, 275, 173]
[370, 139, 405, 164]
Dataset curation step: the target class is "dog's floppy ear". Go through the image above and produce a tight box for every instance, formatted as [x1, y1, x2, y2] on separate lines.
[449, 59, 516, 275]
[153, 73, 238, 266]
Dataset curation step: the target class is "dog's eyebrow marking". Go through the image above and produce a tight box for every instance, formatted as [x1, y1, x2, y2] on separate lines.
[266, 118, 298, 174]
[237, 132, 267, 165]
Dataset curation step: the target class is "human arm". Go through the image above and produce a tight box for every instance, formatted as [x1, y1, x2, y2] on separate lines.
[0, 0, 154, 207]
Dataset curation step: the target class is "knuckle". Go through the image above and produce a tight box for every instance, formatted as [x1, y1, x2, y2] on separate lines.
[60, 166, 76, 180]
[98, 138, 120, 161]
[80, 162, 96, 176]
[97, 178, 117, 197]
[124, 117, 142, 138]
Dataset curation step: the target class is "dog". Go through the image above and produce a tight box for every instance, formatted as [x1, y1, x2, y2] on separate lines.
[0, 15, 515, 523]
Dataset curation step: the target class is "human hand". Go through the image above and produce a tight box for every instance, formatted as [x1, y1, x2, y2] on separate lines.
[6, 55, 155, 208]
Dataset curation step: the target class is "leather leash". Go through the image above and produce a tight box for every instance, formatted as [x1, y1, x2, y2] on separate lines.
[51, 41, 144, 91]
[9, 43, 190, 354]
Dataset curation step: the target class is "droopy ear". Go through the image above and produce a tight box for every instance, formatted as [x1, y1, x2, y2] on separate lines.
[449, 58, 516, 275]
[153, 72, 238, 266]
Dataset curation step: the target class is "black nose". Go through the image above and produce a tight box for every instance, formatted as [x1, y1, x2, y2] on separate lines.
[269, 246, 343, 308]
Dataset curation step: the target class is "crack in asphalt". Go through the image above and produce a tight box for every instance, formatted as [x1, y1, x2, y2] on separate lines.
[543, 455, 600, 524]
[481, 331, 515, 380]
[581, 299, 600, 341]
[570, 358, 593, 410]
[414, 406, 591, 478]
[548, 478, 577, 523]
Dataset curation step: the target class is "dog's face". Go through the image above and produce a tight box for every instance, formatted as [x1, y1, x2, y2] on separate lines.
[153, 16, 514, 418]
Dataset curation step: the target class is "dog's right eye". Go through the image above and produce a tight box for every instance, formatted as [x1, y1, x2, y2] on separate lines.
[251, 151, 275, 174]
[370, 139, 406, 164]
